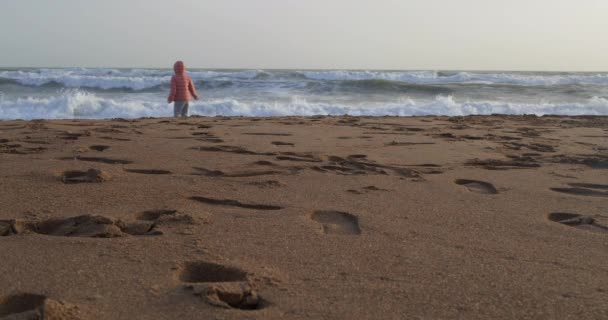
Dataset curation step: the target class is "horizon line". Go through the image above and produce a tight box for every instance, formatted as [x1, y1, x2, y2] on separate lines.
[1, 66, 608, 73]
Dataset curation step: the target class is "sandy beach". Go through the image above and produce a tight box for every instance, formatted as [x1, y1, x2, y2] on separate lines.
[0, 115, 607, 319]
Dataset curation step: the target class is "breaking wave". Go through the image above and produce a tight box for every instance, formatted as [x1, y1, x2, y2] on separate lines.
[1, 90, 606, 120]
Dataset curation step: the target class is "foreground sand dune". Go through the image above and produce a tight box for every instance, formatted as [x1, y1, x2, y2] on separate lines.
[0, 115, 607, 319]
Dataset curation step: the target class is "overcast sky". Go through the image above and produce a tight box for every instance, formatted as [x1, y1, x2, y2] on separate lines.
[1, 0, 607, 70]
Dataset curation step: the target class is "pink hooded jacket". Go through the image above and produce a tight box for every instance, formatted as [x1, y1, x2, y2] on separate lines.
[167, 61, 199, 103]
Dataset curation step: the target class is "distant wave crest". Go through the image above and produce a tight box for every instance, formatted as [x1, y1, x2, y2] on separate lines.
[0, 69, 261, 91]
[298, 70, 608, 86]
[2, 68, 608, 91]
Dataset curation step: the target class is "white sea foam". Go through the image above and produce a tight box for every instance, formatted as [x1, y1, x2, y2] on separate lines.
[199, 96, 608, 117]
[1, 91, 606, 120]
[0, 91, 169, 119]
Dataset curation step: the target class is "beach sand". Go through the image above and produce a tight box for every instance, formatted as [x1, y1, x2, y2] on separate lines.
[0, 115, 607, 319]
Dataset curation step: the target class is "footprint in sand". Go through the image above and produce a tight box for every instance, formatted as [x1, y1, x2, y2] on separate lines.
[0, 143, 46, 155]
[548, 213, 608, 234]
[136, 210, 178, 221]
[178, 261, 262, 310]
[243, 132, 292, 137]
[0, 221, 10, 236]
[198, 137, 224, 143]
[193, 145, 275, 156]
[99, 136, 131, 141]
[550, 155, 608, 169]
[271, 141, 295, 146]
[276, 155, 321, 163]
[310, 210, 361, 235]
[135, 210, 196, 226]
[61, 169, 111, 184]
[551, 183, 608, 198]
[466, 158, 540, 170]
[275, 152, 321, 163]
[246, 180, 286, 188]
[59, 156, 133, 165]
[347, 186, 390, 194]
[192, 167, 282, 178]
[92, 127, 126, 134]
[179, 261, 248, 283]
[455, 179, 499, 194]
[124, 169, 172, 175]
[502, 142, 556, 153]
[252, 160, 277, 166]
[89, 145, 110, 152]
[568, 183, 608, 190]
[22, 139, 51, 145]
[312, 155, 406, 176]
[191, 132, 224, 143]
[191, 131, 212, 136]
[59, 132, 84, 140]
[1, 215, 160, 238]
[0, 293, 80, 319]
[189, 196, 282, 211]
[385, 141, 435, 146]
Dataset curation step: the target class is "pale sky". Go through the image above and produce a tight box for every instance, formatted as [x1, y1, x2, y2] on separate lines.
[1, 0, 607, 71]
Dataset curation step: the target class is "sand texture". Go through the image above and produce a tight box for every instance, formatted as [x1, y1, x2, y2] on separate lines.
[0, 115, 607, 319]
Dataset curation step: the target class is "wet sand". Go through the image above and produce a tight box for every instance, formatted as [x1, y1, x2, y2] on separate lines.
[0, 115, 607, 319]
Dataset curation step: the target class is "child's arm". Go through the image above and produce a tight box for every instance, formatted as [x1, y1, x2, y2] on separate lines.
[167, 76, 176, 103]
[188, 77, 199, 100]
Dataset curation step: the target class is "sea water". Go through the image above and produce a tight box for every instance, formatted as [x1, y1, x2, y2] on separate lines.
[1, 68, 607, 119]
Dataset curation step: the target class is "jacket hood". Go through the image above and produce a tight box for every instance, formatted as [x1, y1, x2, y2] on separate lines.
[173, 61, 185, 75]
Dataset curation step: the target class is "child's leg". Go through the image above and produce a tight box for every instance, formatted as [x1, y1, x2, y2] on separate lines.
[181, 102, 189, 117]
[174, 101, 185, 118]
[173, 102, 180, 117]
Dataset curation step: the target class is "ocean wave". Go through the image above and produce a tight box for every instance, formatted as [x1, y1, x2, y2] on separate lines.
[200, 96, 608, 117]
[0, 69, 262, 91]
[0, 70, 168, 90]
[298, 70, 608, 86]
[0, 90, 168, 119]
[1, 91, 607, 120]
[2, 68, 608, 92]
[305, 79, 453, 95]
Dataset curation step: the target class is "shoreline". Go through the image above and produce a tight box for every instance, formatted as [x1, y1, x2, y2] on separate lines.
[2, 113, 607, 121]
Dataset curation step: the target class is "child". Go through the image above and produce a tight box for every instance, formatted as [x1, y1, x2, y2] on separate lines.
[167, 61, 199, 117]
